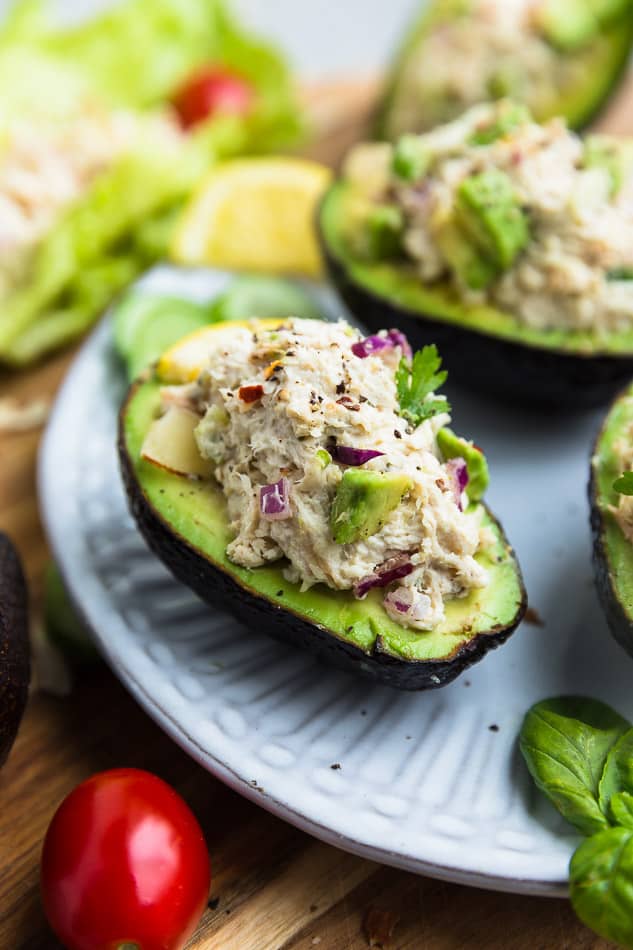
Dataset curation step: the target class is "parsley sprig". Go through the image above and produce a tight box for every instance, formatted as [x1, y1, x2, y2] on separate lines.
[396, 345, 450, 427]
[614, 472, 633, 496]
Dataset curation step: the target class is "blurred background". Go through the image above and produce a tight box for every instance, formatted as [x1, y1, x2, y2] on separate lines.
[0, 0, 420, 78]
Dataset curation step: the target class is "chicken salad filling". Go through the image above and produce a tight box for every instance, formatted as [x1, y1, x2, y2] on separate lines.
[345, 101, 633, 335]
[154, 319, 491, 632]
[385, 0, 629, 139]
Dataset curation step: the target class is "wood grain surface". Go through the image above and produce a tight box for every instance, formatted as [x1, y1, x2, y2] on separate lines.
[1, 76, 631, 950]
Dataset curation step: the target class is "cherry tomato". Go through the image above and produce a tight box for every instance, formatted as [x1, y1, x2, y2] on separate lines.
[173, 66, 254, 129]
[41, 768, 211, 950]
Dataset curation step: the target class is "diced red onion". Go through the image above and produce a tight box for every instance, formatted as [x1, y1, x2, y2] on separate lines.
[351, 335, 391, 358]
[354, 555, 414, 599]
[260, 477, 291, 520]
[445, 458, 469, 511]
[351, 329, 412, 361]
[386, 329, 412, 361]
[331, 445, 385, 467]
[383, 586, 432, 623]
[384, 586, 415, 614]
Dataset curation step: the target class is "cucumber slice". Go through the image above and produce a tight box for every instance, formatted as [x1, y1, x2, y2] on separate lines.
[209, 275, 323, 323]
[113, 293, 210, 380]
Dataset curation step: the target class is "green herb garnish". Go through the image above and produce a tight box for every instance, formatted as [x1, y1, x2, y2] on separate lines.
[519, 696, 633, 948]
[608, 267, 633, 282]
[614, 472, 633, 495]
[396, 345, 450, 427]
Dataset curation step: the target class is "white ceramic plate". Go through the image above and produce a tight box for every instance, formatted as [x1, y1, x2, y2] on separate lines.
[40, 266, 633, 897]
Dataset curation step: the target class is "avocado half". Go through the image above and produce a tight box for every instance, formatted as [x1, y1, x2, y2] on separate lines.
[319, 181, 633, 409]
[590, 382, 633, 658]
[118, 354, 526, 692]
[376, 0, 633, 140]
[0, 532, 30, 767]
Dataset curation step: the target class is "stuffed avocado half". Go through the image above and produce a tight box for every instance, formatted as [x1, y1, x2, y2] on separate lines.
[590, 383, 633, 659]
[319, 101, 633, 408]
[377, 0, 633, 140]
[119, 317, 526, 690]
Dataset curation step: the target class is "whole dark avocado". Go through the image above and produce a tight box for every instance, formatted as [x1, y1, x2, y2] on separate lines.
[318, 180, 633, 409]
[590, 382, 633, 658]
[0, 533, 30, 767]
[376, 0, 633, 140]
[118, 325, 527, 691]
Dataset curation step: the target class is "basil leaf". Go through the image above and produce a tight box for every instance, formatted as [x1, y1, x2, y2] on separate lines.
[611, 793, 633, 831]
[570, 827, 633, 948]
[519, 697, 630, 836]
[599, 729, 633, 817]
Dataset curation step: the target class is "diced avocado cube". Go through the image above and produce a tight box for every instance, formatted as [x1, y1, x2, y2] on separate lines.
[392, 135, 431, 182]
[583, 136, 633, 198]
[435, 220, 499, 291]
[456, 170, 529, 271]
[536, 0, 599, 50]
[437, 428, 490, 501]
[331, 470, 412, 545]
[469, 102, 531, 146]
[364, 205, 405, 260]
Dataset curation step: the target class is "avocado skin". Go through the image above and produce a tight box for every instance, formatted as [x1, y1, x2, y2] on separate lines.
[589, 389, 633, 658]
[0, 533, 30, 767]
[118, 386, 526, 691]
[319, 223, 633, 410]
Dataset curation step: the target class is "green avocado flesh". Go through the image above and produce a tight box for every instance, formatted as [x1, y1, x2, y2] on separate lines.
[378, 1, 633, 138]
[592, 384, 633, 633]
[321, 181, 633, 357]
[331, 471, 413, 544]
[123, 379, 524, 664]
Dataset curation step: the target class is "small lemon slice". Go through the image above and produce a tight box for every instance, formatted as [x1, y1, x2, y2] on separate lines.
[141, 407, 213, 479]
[171, 158, 332, 278]
[156, 318, 286, 384]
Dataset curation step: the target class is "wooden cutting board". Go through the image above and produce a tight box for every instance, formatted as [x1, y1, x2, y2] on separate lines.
[2, 76, 631, 950]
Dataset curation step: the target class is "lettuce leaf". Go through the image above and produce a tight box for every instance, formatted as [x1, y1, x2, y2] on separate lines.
[2, 0, 302, 140]
[0, 0, 304, 364]
[0, 144, 195, 364]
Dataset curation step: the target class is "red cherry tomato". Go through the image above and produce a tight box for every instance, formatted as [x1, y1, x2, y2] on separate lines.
[41, 768, 211, 950]
[173, 66, 254, 129]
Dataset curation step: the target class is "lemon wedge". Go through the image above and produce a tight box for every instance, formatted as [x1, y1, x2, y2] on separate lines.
[156, 318, 286, 384]
[171, 158, 332, 277]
